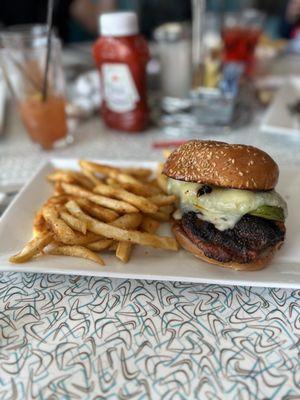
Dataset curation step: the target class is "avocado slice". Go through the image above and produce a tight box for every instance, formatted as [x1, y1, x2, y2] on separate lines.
[249, 205, 285, 222]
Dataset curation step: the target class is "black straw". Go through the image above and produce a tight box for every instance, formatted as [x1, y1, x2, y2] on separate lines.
[42, 0, 54, 102]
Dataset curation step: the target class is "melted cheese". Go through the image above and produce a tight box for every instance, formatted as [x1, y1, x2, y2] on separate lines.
[168, 178, 287, 231]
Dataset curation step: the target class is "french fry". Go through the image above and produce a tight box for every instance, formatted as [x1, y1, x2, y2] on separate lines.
[79, 160, 120, 176]
[106, 177, 162, 196]
[47, 170, 94, 190]
[145, 210, 171, 222]
[87, 239, 113, 251]
[42, 205, 102, 245]
[111, 213, 143, 229]
[105, 179, 151, 197]
[10, 161, 179, 266]
[80, 160, 154, 196]
[76, 198, 118, 222]
[66, 200, 142, 230]
[66, 232, 104, 245]
[159, 204, 175, 215]
[109, 172, 153, 195]
[65, 200, 95, 223]
[94, 183, 158, 213]
[59, 210, 88, 234]
[105, 177, 121, 187]
[49, 245, 105, 265]
[81, 168, 103, 187]
[80, 161, 151, 182]
[109, 242, 118, 251]
[160, 205, 174, 214]
[64, 201, 178, 250]
[45, 194, 70, 207]
[114, 179, 155, 197]
[9, 232, 53, 263]
[145, 204, 174, 223]
[143, 185, 162, 195]
[61, 182, 139, 214]
[141, 216, 160, 234]
[42, 206, 81, 244]
[117, 214, 162, 263]
[81, 162, 152, 179]
[47, 170, 74, 184]
[149, 194, 177, 206]
[71, 172, 96, 190]
[122, 215, 160, 265]
[123, 181, 162, 196]
[147, 178, 164, 191]
[33, 211, 49, 237]
[122, 167, 152, 179]
[116, 242, 132, 263]
[53, 182, 64, 195]
[113, 212, 144, 263]
[156, 163, 168, 194]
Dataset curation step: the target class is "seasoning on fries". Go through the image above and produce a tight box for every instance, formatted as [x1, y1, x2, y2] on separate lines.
[9, 160, 178, 265]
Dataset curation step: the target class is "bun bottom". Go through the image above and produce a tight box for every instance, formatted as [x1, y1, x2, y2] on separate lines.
[172, 223, 284, 271]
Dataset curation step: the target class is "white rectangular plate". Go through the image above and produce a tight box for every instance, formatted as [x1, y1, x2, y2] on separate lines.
[0, 73, 6, 136]
[261, 77, 300, 136]
[0, 159, 299, 288]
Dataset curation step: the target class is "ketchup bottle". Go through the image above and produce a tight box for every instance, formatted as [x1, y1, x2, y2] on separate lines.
[93, 12, 150, 132]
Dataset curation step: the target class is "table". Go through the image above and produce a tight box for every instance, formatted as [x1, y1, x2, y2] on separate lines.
[1, 104, 300, 399]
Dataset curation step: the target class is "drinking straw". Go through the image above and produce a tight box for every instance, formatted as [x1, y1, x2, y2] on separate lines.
[42, 0, 54, 101]
[192, 0, 206, 88]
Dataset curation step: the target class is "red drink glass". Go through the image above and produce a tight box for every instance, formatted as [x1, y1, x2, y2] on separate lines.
[222, 10, 264, 75]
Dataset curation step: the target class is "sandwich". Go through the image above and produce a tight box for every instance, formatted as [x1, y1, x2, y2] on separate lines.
[163, 140, 287, 271]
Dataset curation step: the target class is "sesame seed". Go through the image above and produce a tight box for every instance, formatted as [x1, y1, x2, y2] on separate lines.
[164, 139, 276, 190]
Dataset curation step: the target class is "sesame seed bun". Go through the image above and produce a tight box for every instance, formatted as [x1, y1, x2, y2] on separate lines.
[163, 140, 279, 190]
[172, 223, 284, 271]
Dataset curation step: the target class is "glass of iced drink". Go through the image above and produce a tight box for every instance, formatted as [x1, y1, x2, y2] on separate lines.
[0, 25, 72, 150]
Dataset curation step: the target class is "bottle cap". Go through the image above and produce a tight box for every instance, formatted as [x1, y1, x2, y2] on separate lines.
[99, 12, 138, 37]
[154, 23, 189, 42]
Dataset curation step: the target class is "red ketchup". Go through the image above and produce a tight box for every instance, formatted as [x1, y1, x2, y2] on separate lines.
[93, 12, 150, 132]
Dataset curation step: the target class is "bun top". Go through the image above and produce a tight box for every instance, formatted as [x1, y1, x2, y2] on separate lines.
[163, 140, 279, 190]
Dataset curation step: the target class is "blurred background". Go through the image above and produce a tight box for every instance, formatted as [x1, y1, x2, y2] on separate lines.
[1, 0, 300, 197]
[0, 0, 298, 42]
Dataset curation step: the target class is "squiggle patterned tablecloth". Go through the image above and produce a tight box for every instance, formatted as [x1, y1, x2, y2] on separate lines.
[0, 272, 299, 400]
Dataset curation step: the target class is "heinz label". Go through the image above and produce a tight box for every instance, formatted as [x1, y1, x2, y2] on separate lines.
[102, 63, 139, 113]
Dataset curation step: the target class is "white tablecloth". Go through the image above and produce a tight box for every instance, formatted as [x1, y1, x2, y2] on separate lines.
[0, 101, 300, 399]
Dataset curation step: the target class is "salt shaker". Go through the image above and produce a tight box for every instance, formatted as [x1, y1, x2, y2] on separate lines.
[154, 23, 192, 99]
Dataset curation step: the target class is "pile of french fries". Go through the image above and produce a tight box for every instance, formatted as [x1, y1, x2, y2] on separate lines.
[9, 160, 179, 265]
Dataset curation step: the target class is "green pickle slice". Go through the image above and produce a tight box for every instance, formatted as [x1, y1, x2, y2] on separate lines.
[249, 205, 285, 222]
